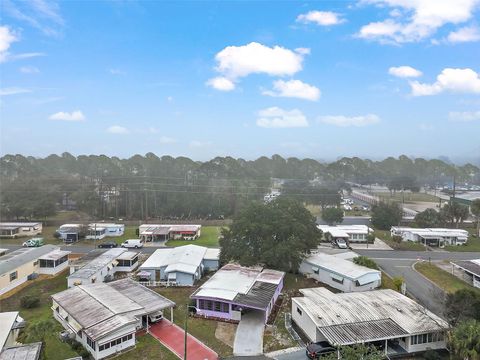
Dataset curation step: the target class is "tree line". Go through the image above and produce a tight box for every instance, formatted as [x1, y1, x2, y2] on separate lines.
[0, 153, 478, 221]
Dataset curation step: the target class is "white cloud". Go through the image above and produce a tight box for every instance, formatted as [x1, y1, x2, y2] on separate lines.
[166, 96, 174, 103]
[256, 107, 308, 128]
[109, 68, 125, 75]
[160, 136, 177, 144]
[20, 65, 40, 74]
[208, 42, 308, 90]
[206, 76, 235, 91]
[0, 25, 18, 62]
[447, 26, 480, 43]
[0, 87, 31, 96]
[262, 79, 321, 101]
[49, 110, 85, 121]
[388, 66, 422, 78]
[410, 68, 480, 96]
[189, 140, 212, 148]
[319, 114, 380, 127]
[357, 0, 479, 43]
[107, 125, 129, 134]
[449, 110, 480, 122]
[296, 10, 345, 26]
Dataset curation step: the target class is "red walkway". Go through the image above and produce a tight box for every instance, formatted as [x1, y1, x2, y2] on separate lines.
[149, 320, 218, 360]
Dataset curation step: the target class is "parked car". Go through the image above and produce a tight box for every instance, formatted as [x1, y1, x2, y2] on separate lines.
[98, 241, 118, 248]
[306, 341, 336, 359]
[22, 238, 44, 247]
[121, 239, 144, 249]
[148, 311, 164, 323]
[335, 238, 348, 249]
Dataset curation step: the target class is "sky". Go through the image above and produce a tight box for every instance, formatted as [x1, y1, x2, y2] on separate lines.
[0, 0, 479, 161]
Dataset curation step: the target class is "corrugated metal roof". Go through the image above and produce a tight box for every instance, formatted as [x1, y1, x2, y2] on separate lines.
[302, 252, 381, 281]
[318, 225, 373, 236]
[52, 278, 175, 340]
[233, 281, 278, 309]
[0, 342, 42, 360]
[0, 245, 59, 275]
[293, 287, 448, 345]
[320, 319, 408, 345]
[116, 251, 138, 261]
[68, 248, 126, 280]
[0, 222, 41, 228]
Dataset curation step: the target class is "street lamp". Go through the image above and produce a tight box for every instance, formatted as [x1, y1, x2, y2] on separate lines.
[184, 304, 197, 360]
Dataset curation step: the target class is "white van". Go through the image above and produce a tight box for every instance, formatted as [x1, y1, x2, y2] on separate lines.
[121, 239, 144, 248]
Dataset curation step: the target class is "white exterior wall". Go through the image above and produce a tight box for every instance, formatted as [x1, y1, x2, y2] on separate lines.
[405, 335, 446, 353]
[291, 300, 318, 342]
[0, 275, 30, 296]
[67, 264, 116, 287]
[38, 260, 69, 275]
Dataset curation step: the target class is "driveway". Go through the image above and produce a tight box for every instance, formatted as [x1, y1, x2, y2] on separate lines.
[233, 310, 265, 356]
[149, 319, 218, 360]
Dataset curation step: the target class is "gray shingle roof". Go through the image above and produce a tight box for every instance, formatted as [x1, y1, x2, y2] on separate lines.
[0, 245, 59, 275]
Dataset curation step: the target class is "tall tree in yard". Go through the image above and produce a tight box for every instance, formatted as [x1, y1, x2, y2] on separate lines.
[414, 208, 443, 228]
[321, 207, 344, 225]
[219, 197, 322, 272]
[450, 320, 480, 360]
[440, 202, 470, 228]
[371, 202, 402, 230]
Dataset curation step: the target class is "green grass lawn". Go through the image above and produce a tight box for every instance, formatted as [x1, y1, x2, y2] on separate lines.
[0, 270, 80, 359]
[374, 229, 426, 251]
[374, 191, 440, 203]
[445, 236, 480, 252]
[166, 226, 222, 248]
[414, 262, 480, 294]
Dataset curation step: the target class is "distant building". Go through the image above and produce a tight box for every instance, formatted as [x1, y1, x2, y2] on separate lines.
[52, 278, 175, 360]
[0, 311, 42, 360]
[451, 259, 480, 289]
[299, 251, 381, 292]
[317, 225, 373, 244]
[68, 248, 138, 287]
[138, 244, 219, 286]
[292, 287, 449, 356]
[56, 224, 85, 244]
[0, 222, 42, 238]
[450, 191, 480, 211]
[0, 245, 70, 296]
[390, 227, 469, 247]
[191, 264, 285, 323]
[86, 223, 125, 240]
[139, 224, 202, 242]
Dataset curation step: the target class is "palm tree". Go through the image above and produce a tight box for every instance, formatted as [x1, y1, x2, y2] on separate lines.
[450, 320, 480, 360]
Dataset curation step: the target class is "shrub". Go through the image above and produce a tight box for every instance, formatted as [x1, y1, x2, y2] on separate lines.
[20, 295, 40, 309]
[392, 277, 404, 292]
[392, 235, 403, 244]
[353, 256, 379, 270]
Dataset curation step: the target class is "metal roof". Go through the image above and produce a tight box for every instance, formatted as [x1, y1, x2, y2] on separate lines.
[116, 251, 138, 261]
[68, 248, 126, 280]
[452, 259, 480, 277]
[0, 222, 41, 228]
[140, 244, 217, 275]
[293, 287, 448, 346]
[139, 224, 201, 235]
[317, 225, 373, 236]
[0, 342, 42, 360]
[38, 250, 70, 261]
[302, 252, 381, 281]
[52, 278, 175, 340]
[0, 245, 59, 275]
[191, 264, 285, 307]
[0, 312, 20, 350]
[454, 192, 480, 202]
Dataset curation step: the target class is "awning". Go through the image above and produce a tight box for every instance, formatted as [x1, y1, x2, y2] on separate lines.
[312, 266, 319, 272]
[357, 272, 381, 286]
[137, 271, 151, 278]
[331, 273, 344, 282]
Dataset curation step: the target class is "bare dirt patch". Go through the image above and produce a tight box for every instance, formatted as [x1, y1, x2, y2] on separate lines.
[215, 322, 237, 348]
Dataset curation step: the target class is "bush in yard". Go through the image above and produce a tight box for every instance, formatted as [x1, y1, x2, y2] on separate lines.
[321, 207, 344, 225]
[392, 235, 403, 244]
[367, 233, 375, 243]
[353, 256, 379, 270]
[20, 295, 40, 309]
[392, 277, 404, 292]
[371, 202, 402, 230]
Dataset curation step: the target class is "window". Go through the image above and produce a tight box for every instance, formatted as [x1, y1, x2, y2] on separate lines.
[312, 267, 319, 274]
[297, 307, 303, 316]
[9, 271, 17, 282]
[331, 276, 344, 284]
[86, 335, 96, 349]
[411, 332, 443, 345]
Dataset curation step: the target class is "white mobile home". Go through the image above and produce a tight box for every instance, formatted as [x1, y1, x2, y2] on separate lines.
[292, 287, 449, 357]
[139, 224, 201, 243]
[67, 248, 132, 287]
[52, 278, 175, 360]
[139, 245, 219, 286]
[0, 222, 42, 238]
[451, 259, 480, 289]
[87, 223, 125, 240]
[0, 245, 70, 296]
[299, 252, 381, 292]
[56, 224, 84, 244]
[317, 225, 373, 244]
[390, 227, 469, 247]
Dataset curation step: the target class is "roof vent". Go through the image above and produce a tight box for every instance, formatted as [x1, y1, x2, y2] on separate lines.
[396, 308, 403, 313]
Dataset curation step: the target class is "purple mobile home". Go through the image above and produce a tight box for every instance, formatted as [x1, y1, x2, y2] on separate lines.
[190, 263, 285, 323]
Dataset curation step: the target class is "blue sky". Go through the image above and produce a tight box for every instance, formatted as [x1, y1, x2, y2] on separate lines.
[0, 0, 479, 161]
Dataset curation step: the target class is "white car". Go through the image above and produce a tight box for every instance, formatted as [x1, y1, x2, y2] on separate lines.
[148, 312, 163, 323]
[336, 239, 348, 249]
[121, 239, 144, 248]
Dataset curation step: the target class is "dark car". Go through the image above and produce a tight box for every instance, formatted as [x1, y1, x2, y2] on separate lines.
[98, 241, 118, 248]
[306, 341, 336, 359]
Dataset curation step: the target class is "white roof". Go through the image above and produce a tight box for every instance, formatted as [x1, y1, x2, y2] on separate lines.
[0, 222, 41, 227]
[402, 228, 469, 238]
[116, 251, 138, 261]
[39, 250, 71, 261]
[140, 244, 216, 275]
[192, 264, 284, 301]
[69, 248, 126, 280]
[0, 312, 21, 350]
[318, 225, 372, 236]
[204, 248, 220, 260]
[302, 252, 380, 280]
[294, 287, 448, 343]
[89, 223, 124, 228]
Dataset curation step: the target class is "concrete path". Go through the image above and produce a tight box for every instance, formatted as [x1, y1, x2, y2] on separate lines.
[349, 238, 393, 251]
[233, 311, 265, 356]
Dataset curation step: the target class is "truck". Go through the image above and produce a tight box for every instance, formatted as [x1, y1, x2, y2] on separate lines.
[22, 237, 44, 247]
[121, 239, 144, 249]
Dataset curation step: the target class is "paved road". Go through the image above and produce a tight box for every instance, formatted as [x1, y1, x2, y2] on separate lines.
[0, 243, 172, 255]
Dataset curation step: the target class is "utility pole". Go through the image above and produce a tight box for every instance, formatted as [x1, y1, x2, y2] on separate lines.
[184, 304, 188, 360]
